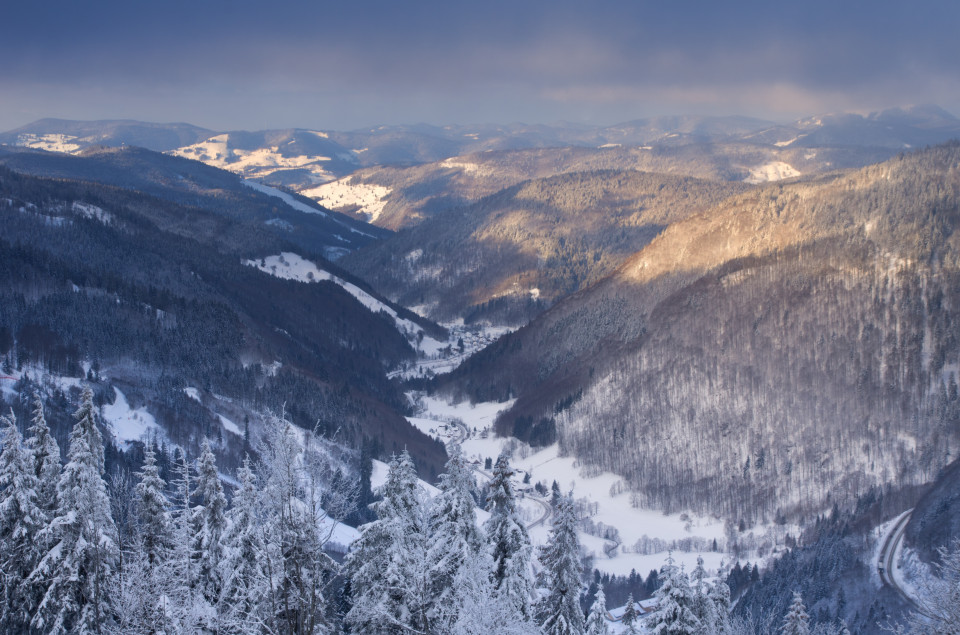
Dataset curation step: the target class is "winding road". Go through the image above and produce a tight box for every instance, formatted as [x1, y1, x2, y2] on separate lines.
[878, 509, 921, 610]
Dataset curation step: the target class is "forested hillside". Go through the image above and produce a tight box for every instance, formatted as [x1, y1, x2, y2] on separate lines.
[317, 142, 897, 232]
[0, 162, 446, 475]
[436, 143, 960, 523]
[342, 170, 748, 323]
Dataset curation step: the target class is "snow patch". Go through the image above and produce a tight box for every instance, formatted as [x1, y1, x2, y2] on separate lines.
[72, 201, 112, 224]
[169, 135, 342, 183]
[301, 179, 392, 223]
[184, 387, 201, 403]
[102, 388, 161, 446]
[217, 414, 243, 437]
[15, 133, 82, 153]
[744, 161, 801, 184]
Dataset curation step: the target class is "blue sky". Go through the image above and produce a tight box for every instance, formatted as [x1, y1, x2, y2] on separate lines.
[2, 0, 958, 131]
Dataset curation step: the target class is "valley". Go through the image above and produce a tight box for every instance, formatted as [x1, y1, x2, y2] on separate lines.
[2, 110, 959, 633]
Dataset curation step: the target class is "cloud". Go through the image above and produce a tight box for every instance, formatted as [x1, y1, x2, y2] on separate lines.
[2, 0, 958, 129]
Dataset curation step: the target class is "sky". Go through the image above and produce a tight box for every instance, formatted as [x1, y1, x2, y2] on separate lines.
[2, 0, 959, 132]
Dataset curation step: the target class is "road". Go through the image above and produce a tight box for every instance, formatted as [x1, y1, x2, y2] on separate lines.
[878, 509, 920, 610]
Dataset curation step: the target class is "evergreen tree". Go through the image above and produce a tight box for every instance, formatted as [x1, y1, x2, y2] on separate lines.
[536, 494, 585, 635]
[485, 452, 535, 621]
[27, 394, 60, 517]
[219, 457, 268, 634]
[31, 386, 119, 634]
[782, 591, 810, 635]
[647, 555, 701, 635]
[584, 582, 610, 635]
[690, 555, 717, 630]
[345, 450, 428, 634]
[0, 410, 44, 632]
[169, 447, 202, 630]
[134, 443, 172, 567]
[258, 413, 338, 634]
[193, 438, 227, 611]
[622, 593, 639, 634]
[450, 547, 540, 635]
[427, 443, 485, 631]
[708, 572, 732, 634]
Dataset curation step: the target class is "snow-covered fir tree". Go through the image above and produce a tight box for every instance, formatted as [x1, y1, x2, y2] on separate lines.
[193, 437, 227, 614]
[485, 452, 535, 622]
[622, 593, 640, 634]
[708, 568, 732, 634]
[782, 591, 810, 635]
[896, 539, 960, 634]
[114, 442, 177, 634]
[27, 394, 61, 518]
[584, 582, 610, 635]
[135, 443, 172, 566]
[257, 412, 338, 634]
[0, 410, 44, 632]
[219, 457, 269, 634]
[427, 443, 485, 631]
[690, 555, 718, 631]
[647, 554, 702, 635]
[536, 493, 586, 635]
[449, 546, 540, 635]
[345, 450, 429, 634]
[31, 386, 119, 634]
[169, 447, 203, 630]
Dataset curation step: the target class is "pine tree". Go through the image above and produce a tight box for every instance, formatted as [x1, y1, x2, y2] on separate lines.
[193, 438, 227, 612]
[782, 591, 810, 635]
[427, 443, 485, 631]
[536, 494, 585, 635]
[219, 457, 268, 634]
[169, 447, 202, 631]
[0, 410, 44, 632]
[135, 443, 172, 566]
[584, 582, 610, 635]
[27, 393, 60, 517]
[690, 555, 717, 630]
[257, 413, 338, 634]
[345, 450, 429, 634]
[451, 547, 540, 635]
[485, 452, 535, 622]
[110, 441, 178, 633]
[622, 593, 639, 634]
[708, 573, 732, 634]
[647, 554, 701, 635]
[31, 386, 120, 634]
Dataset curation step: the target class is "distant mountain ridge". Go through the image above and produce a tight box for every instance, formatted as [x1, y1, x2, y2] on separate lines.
[4, 105, 957, 195]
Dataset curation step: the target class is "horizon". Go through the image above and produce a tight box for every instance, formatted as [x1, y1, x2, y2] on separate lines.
[3, 102, 957, 137]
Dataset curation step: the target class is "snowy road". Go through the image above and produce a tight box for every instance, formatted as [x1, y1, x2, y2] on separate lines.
[878, 509, 921, 610]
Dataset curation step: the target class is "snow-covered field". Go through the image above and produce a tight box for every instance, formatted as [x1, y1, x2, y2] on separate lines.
[14, 133, 83, 153]
[301, 179, 392, 223]
[409, 391, 735, 581]
[744, 161, 801, 184]
[170, 134, 345, 184]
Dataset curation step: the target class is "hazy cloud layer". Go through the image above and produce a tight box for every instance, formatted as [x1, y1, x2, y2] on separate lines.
[3, 0, 958, 130]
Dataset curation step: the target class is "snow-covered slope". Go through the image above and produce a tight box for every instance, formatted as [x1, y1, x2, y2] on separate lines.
[168, 130, 360, 187]
[243, 252, 445, 354]
[301, 179, 392, 222]
[743, 160, 801, 183]
[242, 180, 377, 239]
